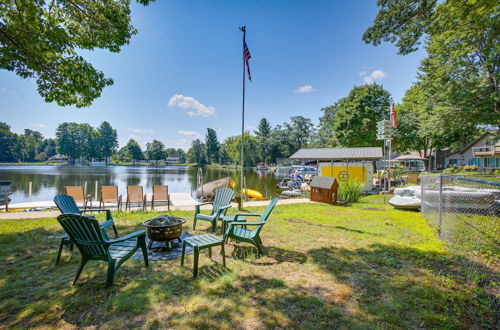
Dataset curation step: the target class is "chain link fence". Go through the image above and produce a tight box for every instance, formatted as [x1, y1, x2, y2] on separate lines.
[420, 174, 500, 315]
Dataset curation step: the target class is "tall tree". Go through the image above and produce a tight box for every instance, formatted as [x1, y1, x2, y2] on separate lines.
[319, 84, 391, 147]
[56, 122, 81, 163]
[225, 134, 259, 166]
[364, 0, 499, 128]
[289, 116, 315, 150]
[0, 0, 155, 107]
[205, 128, 220, 164]
[255, 118, 272, 163]
[98, 121, 118, 165]
[0, 122, 21, 162]
[145, 140, 165, 164]
[125, 139, 143, 164]
[186, 139, 206, 166]
[393, 82, 478, 162]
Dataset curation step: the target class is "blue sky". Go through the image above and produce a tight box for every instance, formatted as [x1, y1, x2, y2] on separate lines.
[0, 0, 424, 150]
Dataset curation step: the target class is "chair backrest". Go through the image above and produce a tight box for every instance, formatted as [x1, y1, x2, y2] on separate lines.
[153, 185, 168, 201]
[127, 186, 143, 202]
[260, 197, 280, 223]
[213, 187, 234, 213]
[64, 186, 86, 203]
[101, 186, 118, 202]
[54, 194, 82, 215]
[57, 213, 108, 257]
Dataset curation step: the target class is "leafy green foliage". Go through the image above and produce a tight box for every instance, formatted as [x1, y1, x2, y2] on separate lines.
[205, 128, 220, 164]
[0, 122, 21, 162]
[125, 139, 143, 164]
[393, 82, 479, 158]
[0, 0, 154, 107]
[186, 139, 206, 166]
[98, 121, 118, 165]
[365, 0, 499, 129]
[337, 180, 365, 203]
[319, 84, 391, 147]
[145, 140, 165, 164]
[255, 118, 272, 163]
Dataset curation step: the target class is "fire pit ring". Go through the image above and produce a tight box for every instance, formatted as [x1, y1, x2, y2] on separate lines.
[143, 216, 187, 250]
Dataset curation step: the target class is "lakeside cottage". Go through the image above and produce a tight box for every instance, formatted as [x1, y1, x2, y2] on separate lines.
[444, 131, 500, 169]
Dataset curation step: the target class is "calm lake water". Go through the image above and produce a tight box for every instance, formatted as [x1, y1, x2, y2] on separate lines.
[0, 165, 284, 203]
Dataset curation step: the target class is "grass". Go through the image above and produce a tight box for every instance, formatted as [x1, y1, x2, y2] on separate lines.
[0, 196, 497, 328]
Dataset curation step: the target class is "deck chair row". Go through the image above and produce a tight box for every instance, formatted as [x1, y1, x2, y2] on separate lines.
[64, 185, 171, 211]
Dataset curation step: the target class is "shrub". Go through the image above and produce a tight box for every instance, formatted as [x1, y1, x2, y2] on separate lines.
[337, 180, 365, 203]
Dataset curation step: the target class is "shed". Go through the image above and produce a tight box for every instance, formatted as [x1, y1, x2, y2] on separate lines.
[310, 176, 339, 204]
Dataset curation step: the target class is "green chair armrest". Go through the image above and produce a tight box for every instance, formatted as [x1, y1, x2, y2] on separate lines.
[99, 219, 114, 229]
[107, 230, 145, 244]
[219, 204, 232, 210]
[233, 213, 260, 221]
[231, 221, 263, 226]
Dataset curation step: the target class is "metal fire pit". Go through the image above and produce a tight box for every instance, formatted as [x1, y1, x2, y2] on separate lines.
[143, 216, 187, 250]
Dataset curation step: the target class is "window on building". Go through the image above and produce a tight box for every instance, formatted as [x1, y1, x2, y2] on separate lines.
[485, 157, 500, 168]
[467, 158, 481, 167]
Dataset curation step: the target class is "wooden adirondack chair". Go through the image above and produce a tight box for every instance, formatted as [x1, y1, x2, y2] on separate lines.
[57, 213, 148, 287]
[193, 187, 234, 232]
[64, 186, 91, 211]
[54, 194, 118, 264]
[126, 186, 146, 211]
[151, 185, 170, 211]
[100, 186, 122, 211]
[223, 197, 279, 255]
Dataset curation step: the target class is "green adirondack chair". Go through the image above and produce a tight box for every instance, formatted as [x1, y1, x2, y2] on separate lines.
[193, 187, 234, 232]
[57, 213, 148, 288]
[223, 197, 279, 255]
[54, 194, 118, 264]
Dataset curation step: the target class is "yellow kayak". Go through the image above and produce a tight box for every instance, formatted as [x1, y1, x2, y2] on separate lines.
[242, 188, 265, 200]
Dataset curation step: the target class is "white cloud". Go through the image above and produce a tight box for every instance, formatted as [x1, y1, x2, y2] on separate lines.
[167, 94, 216, 117]
[127, 128, 155, 134]
[0, 87, 15, 94]
[30, 123, 47, 128]
[294, 85, 317, 94]
[246, 125, 256, 131]
[362, 70, 387, 84]
[169, 139, 190, 150]
[359, 71, 367, 76]
[177, 130, 200, 138]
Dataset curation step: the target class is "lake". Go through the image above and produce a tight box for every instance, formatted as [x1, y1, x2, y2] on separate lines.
[0, 165, 284, 203]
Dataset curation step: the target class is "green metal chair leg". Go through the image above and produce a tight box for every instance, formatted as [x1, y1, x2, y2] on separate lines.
[139, 236, 149, 267]
[193, 218, 197, 230]
[73, 258, 88, 285]
[211, 219, 217, 232]
[181, 241, 186, 266]
[193, 247, 199, 277]
[221, 244, 226, 267]
[56, 240, 65, 265]
[106, 260, 116, 288]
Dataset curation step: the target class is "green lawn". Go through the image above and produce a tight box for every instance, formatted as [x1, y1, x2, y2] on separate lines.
[0, 196, 497, 328]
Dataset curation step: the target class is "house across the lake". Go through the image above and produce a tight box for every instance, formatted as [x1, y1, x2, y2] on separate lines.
[48, 154, 68, 162]
[165, 155, 186, 164]
[444, 131, 500, 169]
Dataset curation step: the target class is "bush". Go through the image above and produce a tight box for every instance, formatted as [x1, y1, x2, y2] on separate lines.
[337, 180, 365, 203]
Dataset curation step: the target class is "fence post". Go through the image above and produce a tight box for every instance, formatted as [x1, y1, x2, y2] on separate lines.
[28, 181, 32, 201]
[438, 174, 443, 238]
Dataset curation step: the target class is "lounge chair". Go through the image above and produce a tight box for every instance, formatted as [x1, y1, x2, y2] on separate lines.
[151, 185, 170, 211]
[223, 197, 279, 255]
[54, 194, 118, 264]
[57, 213, 148, 287]
[126, 186, 146, 211]
[193, 187, 234, 232]
[64, 186, 91, 211]
[100, 186, 122, 211]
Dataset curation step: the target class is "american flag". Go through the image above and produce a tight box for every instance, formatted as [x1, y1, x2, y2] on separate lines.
[390, 103, 397, 128]
[243, 38, 252, 82]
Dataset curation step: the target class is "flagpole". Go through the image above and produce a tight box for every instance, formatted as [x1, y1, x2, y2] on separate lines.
[239, 26, 246, 210]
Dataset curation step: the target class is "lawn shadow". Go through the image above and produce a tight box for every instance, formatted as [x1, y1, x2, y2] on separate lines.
[308, 244, 499, 328]
[230, 245, 306, 265]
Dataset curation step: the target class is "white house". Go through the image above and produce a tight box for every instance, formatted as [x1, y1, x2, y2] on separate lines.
[444, 131, 500, 169]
